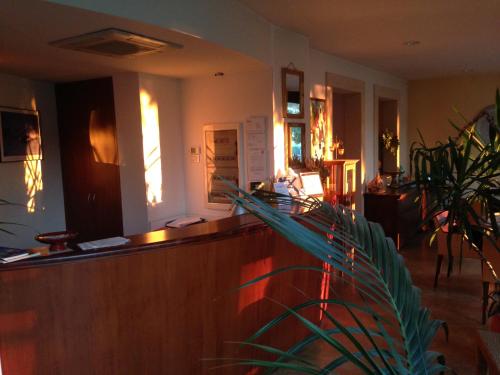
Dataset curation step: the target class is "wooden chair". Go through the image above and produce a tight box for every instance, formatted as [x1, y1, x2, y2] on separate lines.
[433, 228, 481, 288]
[433, 211, 481, 288]
[481, 237, 500, 324]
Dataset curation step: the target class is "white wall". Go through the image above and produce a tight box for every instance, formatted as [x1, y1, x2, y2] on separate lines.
[271, 27, 310, 174]
[139, 73, 186, 229]
[0, 73, 66, 248]
[181, 69, 273, 219]
[309, 48, 408, 184]
[48, 0, 273, 65]
[114, 72, 187, 232]
[38, 1, 410, 223]
[113, 72, 149, 235]
[408, 73, 500, 147]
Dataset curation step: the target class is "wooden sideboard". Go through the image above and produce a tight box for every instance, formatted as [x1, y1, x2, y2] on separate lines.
[363, 185, 420, 249]
[0, 215, 323, 375]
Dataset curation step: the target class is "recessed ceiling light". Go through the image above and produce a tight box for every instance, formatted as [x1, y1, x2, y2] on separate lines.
[403, 40, 421, 47]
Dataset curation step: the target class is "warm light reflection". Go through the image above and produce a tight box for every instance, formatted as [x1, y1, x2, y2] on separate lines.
[0, 310, 37, 374]
[320, 261, 332, 321]
[396, 108, 401, 169]
[25, 99, 43, 213]
[272, 93, 285, 174]
[88, 110, 119, 165]
[238, 257, 272, 313]
[24, 157, 43, 213]
[140, 90, 163, 206]
[325, 86, 333, 160]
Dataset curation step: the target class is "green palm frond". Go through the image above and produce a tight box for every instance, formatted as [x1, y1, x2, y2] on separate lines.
[221, 184, 446, 374]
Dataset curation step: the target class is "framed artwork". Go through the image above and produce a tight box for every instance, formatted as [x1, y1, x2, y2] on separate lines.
[203, 123, 242, 209]
[310, 98, 327, 159]
[286, 122, 306, 169]
[0, 107, 42, 162]
[300, 172, 324, 197]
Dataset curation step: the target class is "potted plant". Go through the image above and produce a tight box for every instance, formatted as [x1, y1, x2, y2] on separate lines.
[218, 182, 447, 374]
[381, 128, 400, 155]
[410, 90, 499, 269]
[410, 90, 500, 330]
[0, 198, 25, 236]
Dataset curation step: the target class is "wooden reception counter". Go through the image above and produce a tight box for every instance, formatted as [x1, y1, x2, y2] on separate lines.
[0, 214, 323, 375]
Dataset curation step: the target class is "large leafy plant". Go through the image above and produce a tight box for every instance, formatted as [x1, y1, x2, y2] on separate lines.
[410, 90, 500, 272]
[220, 189, 446, 374]
[0, 198, 24, 235]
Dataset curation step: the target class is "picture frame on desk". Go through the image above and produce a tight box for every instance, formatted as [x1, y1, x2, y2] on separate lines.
[300, 172, 324, 197]
[0, 107, 42, 162]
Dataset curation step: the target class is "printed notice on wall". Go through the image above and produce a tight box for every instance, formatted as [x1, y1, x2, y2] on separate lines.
[244, 116, 267, 185]
[205, 128, 239, 204]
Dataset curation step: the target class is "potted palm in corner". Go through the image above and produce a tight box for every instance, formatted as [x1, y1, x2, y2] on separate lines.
[410, 89, 500, 327]
[0, 198, 25, 236]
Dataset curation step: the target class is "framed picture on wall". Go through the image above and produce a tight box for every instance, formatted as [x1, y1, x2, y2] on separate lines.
[203, 123, 243, 209]
[0, 107, 42, 162]
[310, 98, 327, 159]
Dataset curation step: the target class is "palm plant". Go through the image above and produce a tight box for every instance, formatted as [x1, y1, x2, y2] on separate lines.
[0, 198, 24, 235]
[410, 90, 500, 276]
[219, 187, 447, 374]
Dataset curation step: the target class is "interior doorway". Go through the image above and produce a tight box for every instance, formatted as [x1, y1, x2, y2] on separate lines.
[374, 85, 401, 182]
[378, 98, 399, 174]
[326, 73, 364, 211]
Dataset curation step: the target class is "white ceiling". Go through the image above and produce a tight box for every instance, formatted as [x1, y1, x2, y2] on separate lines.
[239, 0, 500, 80]
[0, 0, 267, 82]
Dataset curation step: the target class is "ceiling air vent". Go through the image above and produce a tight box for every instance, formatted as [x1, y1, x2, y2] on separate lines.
[50, 28, 183, 58]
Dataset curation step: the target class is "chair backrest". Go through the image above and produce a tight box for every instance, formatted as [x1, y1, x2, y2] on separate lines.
[436, 230, 481, 258]
[481, 237, 500, 283]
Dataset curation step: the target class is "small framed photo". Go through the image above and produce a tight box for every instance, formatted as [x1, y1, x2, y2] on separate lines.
[0, 107, 42, 162]
[300, 172, 324, 197]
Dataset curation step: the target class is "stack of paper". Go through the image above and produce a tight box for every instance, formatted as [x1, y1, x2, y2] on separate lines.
[0, 247, 40, 263]
[165, 217, 205, 228]
[78, 237, 130, 251]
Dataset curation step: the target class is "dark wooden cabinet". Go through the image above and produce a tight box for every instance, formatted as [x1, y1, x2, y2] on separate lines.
[56, 77, 123, 242]
[364, 185, 420, 249]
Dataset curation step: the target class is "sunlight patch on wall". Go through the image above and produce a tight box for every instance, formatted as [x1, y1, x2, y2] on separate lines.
[24, 158, 43, 213]
[25, 98, 43, 213]
[272, 93, 285, 175]
[396, 110, 401, 169]
[140, 90, 163, 206]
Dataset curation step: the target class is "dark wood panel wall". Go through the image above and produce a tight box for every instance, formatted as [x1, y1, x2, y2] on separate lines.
[55, 77, 123, 241]
[0, 229, 323, 374]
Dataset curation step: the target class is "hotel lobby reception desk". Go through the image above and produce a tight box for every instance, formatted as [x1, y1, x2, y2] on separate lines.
[0, 215, 322, 375]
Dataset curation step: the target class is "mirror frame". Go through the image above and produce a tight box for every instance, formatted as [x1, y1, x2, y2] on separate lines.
[285, 122, 306, 169]
[282, 67, 304, 119]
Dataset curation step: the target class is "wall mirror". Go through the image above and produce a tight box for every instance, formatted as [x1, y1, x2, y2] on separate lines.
[282, 67, 304, 118]
[286, 122, 305, 169]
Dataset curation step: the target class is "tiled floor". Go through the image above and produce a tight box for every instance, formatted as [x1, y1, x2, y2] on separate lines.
[275, 235, 488, 374]
[402, 236, 484, 374]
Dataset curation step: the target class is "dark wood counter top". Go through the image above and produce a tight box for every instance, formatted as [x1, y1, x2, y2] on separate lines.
[0, 214, 266, 271]
[363, 182, 417, 199]
[0, 209, 322, 375]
